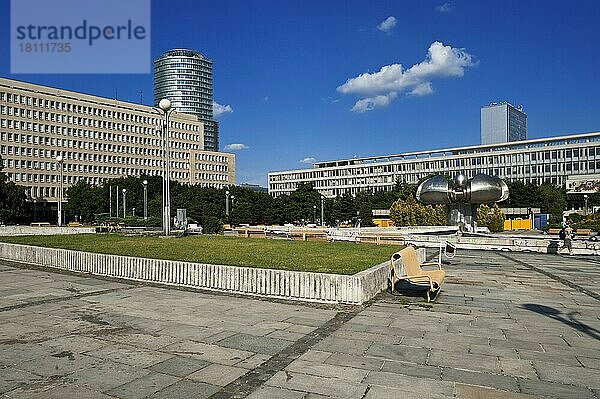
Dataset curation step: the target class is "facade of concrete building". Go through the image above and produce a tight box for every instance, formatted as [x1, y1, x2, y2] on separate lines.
[0, 77, 235, 203]
[153, 49, 218, 151]
[481, 102, 527, 144]
[269, 132, 600, 198]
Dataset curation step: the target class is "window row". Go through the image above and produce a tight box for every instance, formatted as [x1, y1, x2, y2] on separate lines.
[0, 91, 200, 132]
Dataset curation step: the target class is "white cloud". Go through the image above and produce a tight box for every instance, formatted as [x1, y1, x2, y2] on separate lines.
[224, 143, 249, 151]
[337, 41, 475, 112]
[410, 82, 433, 96]
[213, 101, 233, 117]
[377, 16, 397, 33]
[351, 92, 397, 113]
[435, 2, 455, 12]
[299, 157, 317, 164]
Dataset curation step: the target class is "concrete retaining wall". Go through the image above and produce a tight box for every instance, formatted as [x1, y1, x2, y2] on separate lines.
[0, 242, 420, 304]
[0, 226, 95, 236]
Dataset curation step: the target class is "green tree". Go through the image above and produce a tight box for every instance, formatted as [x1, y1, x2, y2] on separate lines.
[537, 183, 567, 224]
[0, 156, 29, 224]
[394, 180, 418, 200]
[65, 180, 105, 222]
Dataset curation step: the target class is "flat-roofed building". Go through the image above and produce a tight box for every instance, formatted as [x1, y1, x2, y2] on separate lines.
[0, 77, 235, 202]
[481, 102, 527, 144]
[269, 132, 600, 198]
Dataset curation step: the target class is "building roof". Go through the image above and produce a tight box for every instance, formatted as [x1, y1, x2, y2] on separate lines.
[311, 131, 600, 168]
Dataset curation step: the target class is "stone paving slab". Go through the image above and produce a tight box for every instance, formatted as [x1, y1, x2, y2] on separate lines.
[1, 250, 600, 398]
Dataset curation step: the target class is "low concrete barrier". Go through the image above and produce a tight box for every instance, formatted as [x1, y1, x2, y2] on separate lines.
[405, 234, 600, 255]
[0, 226, 95, 236]
[0, 242, 420, 304]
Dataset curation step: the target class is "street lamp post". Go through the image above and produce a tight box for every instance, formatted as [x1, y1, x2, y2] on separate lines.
[584, 194, 589, 216]
[313, 205, 317, 224]
[320, 195, 324, 226]
[33, 198, 37, 222]
[109, 186, 112, 218]
[122, 188, 127, 218]
[142, 180, 148, 220]
[225, 190, 230, 217]
[155, 99, 174, 236]
[55, 155, 63, 227]
[116, 185, 119, 219]
[132, 207, 136, 218]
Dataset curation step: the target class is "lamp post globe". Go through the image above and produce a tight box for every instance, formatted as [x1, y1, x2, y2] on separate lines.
[158, 98, 172, 112]
[55, 155, 63, 162]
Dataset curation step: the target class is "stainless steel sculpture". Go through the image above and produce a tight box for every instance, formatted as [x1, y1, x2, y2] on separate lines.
[416, 174, 509, 231]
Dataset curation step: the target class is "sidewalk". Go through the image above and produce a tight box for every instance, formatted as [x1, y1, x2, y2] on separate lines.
[1, 250, 599, 398]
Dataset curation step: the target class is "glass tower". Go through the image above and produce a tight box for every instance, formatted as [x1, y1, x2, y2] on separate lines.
[481, 102, 527, 145]
[153, 49, 218, 151]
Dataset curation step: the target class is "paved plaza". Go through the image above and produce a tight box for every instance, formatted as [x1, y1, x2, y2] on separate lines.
[1, 250, 599, 399]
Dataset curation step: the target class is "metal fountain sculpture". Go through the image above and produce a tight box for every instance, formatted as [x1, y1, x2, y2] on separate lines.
[416, 174, 509, 232]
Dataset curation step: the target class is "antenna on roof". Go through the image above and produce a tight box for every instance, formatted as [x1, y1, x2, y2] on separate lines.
[114, 88, 118, 100]
[138, 91, 143, 104]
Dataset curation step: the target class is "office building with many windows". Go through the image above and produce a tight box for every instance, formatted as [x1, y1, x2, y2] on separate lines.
[481, 102, 527, 145]
[153, 49, 219, 151]
[0, 77, 235, 203]
[269, 132, 600, 198]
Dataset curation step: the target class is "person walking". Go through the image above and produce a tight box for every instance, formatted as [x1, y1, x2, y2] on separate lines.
[563, 224, 574, 255]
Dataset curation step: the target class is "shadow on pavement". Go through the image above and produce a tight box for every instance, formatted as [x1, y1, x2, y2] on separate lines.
[521, 303, 600, 341]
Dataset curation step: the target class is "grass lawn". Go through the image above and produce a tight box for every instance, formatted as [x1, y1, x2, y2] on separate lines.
[0, 234, 401, 275]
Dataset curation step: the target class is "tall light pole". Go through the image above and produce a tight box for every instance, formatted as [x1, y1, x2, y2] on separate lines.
[122, 188, 127, 218]
[584, 194, 589, 216]
[155, 99, 174, 236]
[320, 195, 324, 226]
[116, 185, 119, 219]
[225, 190, 230, 217]
[313, 205, 317, 224]
[55, 155, 63, 227]
[143, 180, 148, 220]
[109, 186, 113, 218]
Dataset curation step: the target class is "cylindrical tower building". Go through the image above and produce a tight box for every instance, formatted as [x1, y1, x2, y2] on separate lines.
[153, 49, 218, 151]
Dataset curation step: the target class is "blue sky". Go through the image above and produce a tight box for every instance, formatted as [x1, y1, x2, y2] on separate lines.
[1, 0, 599, 186]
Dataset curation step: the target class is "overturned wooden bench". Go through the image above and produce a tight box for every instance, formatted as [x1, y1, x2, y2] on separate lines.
[388, 246, 446, 302]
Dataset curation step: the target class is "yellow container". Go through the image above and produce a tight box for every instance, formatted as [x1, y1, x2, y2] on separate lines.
[504, 219, 532, 230]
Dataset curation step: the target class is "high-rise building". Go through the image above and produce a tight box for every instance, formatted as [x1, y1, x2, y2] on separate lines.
[481, 102, 527, 145]
[153, 49, 218, 151]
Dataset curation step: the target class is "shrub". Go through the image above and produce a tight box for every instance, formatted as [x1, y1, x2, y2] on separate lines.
[476, 203, 505, 232]
[572, 213, 600, 232]
[390, 196, 446, 226]
[199, 215, 223, 234]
